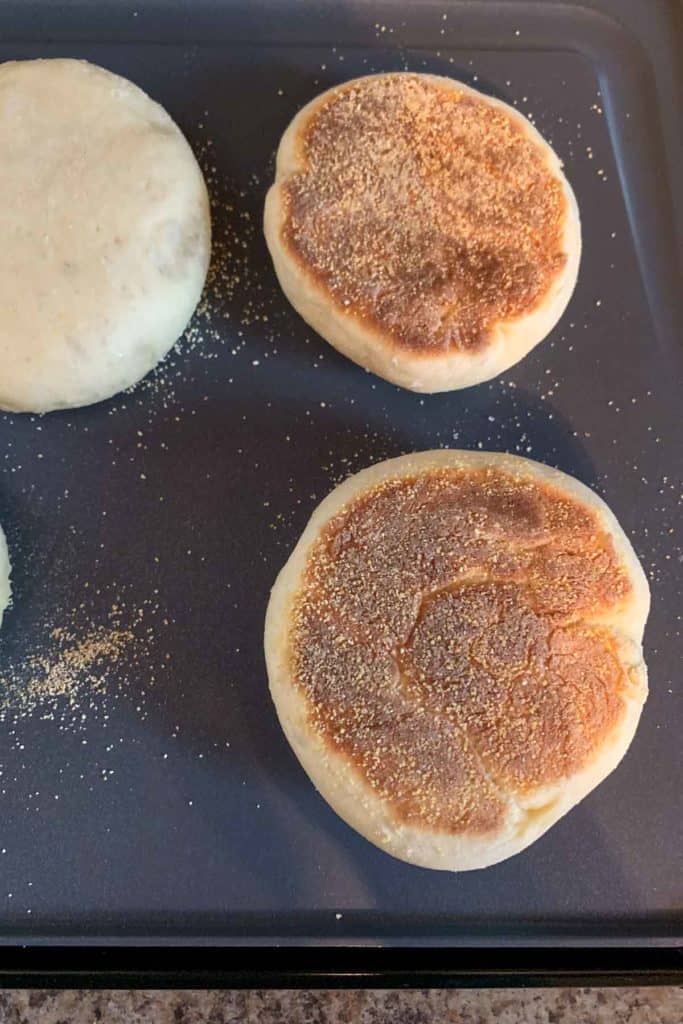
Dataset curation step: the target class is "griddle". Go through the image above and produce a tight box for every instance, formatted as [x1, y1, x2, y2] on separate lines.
[0, 0, 680, 984]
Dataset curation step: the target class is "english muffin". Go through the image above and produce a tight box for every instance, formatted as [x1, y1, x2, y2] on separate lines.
[0, 59, 211, 413]
[264, 73, 580, 392]
[265, 451, 649, 871]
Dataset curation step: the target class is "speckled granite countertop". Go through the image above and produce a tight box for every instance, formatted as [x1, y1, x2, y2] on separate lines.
[0, 988, 681, 1023]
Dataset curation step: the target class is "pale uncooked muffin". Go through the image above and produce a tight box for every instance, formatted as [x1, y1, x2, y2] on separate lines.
[265, 451, 649, 871]
[0, 524, 11, 632]
[0, 58, 211, 413]
[265, 73, 580, 392]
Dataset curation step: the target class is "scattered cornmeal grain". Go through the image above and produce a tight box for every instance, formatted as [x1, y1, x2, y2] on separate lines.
[21, 625, 133, 706]
[0, 606, 142, 717]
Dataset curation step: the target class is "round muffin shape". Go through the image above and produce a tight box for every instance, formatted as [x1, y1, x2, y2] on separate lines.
[0, 59, 211, 413]
[265, 451, 649, 871]
[265, 73, 581, 392]
[0, 524, 11, 632]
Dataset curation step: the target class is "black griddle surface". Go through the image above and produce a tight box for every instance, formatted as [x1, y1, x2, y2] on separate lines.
[0, 0, 680, 948]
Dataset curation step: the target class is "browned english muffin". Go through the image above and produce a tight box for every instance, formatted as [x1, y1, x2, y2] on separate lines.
[265, 451, 649, 871]
[264, 73, 580, 392]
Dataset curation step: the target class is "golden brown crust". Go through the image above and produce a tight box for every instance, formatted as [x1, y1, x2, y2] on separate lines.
[280, 74, 569, 355]
[289, 467, 634, 833]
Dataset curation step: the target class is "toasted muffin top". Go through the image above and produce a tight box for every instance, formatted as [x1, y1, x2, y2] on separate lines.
[281, 74, 569, 357]
[289, 465, 634, 834]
